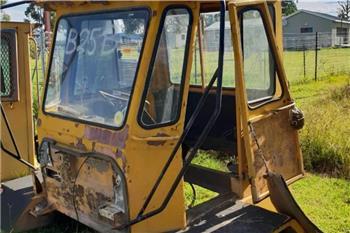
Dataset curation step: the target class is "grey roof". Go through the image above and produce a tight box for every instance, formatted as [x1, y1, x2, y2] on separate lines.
[285, 9, 350, 24]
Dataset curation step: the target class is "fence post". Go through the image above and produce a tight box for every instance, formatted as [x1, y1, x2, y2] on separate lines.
[303, 46, 306, 79]
[314, 32, 318, 81]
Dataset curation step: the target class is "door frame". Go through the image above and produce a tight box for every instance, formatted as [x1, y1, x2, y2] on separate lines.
[228, 0, 303, 202]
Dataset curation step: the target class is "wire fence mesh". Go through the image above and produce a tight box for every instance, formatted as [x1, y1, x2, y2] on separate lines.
[0, 36, 12, 97]
[283, 32, 350, 84]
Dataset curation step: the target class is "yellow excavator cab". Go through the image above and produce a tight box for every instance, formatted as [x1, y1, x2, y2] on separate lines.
[1, 1, 321, 233]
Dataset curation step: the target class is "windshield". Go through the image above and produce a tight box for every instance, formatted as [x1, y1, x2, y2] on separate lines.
[44, 9, 149, 128]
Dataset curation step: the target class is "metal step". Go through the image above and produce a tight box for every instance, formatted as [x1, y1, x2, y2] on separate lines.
[1, 175, 34, 232]
[180, 201, 290, 233]
[1, 174, 55, 232]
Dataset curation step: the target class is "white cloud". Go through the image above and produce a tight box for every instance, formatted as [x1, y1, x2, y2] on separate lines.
[297, 1, 340, 16]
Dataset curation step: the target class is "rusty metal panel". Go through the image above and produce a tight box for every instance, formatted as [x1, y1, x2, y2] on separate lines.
[42, 144, 128, 232]
[251, 108, 303, 198]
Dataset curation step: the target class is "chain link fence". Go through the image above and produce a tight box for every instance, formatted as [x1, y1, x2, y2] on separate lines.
[283, 32, 350, 84]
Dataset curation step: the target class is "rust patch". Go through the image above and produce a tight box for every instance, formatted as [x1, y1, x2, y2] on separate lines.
[86, 189, 110, 211]
[86, 158, 109, 173]
[37, 118, 42, 127]
[76, 138, 87, 150]
[91, 142, 96, 152]
[84, 125, 129, 148]
[116, 149, 127, 172]
[147, 132, 169, 146]
[91, 146, 127, 172]
[147, 140, 166, 146]
[86, 192, 96, 210]
[154, 132, 170, 137]
[75, 184, 85, 206]
[75, 123, 79, 128]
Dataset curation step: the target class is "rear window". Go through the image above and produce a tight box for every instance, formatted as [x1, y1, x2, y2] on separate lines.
[190, 11, 235, 87]
[1, 29, 19, 101]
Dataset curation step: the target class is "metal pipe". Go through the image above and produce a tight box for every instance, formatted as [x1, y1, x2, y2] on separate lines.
[1, 104, 21, 158]
[0, 104, 36, 170]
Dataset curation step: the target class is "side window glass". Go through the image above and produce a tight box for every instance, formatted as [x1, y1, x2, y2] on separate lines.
[140, 8, 191, 127]
[242, 10, 276, 104]
[190, 11, 235, 87]
[1, 29, 19, 101]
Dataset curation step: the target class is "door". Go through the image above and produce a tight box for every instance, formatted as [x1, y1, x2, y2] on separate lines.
[1, 23, 36, 181]
[228, 1, 304, 202]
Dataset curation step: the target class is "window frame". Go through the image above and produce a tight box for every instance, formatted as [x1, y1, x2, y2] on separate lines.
[42, 7, 151, 130]
[239, 6, 284, 109]
[1, 29, 19, 102]
[137, 5, 193, 129]
[300, 27, 313, 33]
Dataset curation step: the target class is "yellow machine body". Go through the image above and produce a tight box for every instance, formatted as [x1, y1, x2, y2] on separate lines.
[1, 22, 37, 181]
[1, 1, 318, 233]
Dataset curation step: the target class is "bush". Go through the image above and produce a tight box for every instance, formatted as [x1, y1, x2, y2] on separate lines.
[300, 84, 350, 178]
[29, 39, 38, 60]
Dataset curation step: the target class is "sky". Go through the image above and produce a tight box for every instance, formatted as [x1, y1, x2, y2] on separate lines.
[1, 0, 342, 22]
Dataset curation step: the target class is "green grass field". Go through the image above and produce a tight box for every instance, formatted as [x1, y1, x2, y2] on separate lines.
[284, 48, 350, 84]
[291, 75, 350, 178]
[290, 174, 350, 233]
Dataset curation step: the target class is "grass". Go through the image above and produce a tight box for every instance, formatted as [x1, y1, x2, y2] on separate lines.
[283, 48, 350, 84]
[291, 75, 350, 178]
[290, 174, 350, 233]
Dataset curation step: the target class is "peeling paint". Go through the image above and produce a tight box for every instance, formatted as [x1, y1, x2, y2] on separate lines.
[147, 132, 169, 146]
[84, 125, 129, 148]
[147, 140, 166, 146]
[86, 158, 109, 173]
[154, 132, 170, 137]
[115, 149, 127, 172]
[37, 118, 42, 127]
[76, 138, 87, 150]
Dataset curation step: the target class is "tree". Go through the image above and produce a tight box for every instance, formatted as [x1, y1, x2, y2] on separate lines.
[338, 0, 350, 21]
[25, 3, 56, 29]
[124, 18, 145, 34]
[0, 0, 11, 21]
[24, 3, 42, 23]
[282, 0, 298, 16]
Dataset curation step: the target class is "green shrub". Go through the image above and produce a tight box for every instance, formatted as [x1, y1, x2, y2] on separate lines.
[299, 83, 350, 178]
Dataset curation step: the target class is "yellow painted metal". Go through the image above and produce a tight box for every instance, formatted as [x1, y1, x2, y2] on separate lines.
[37, 1, 199, 232]
[1, 22, 37, 181]
[228, 0, 304, 203]
[33, 0, 308, 232]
